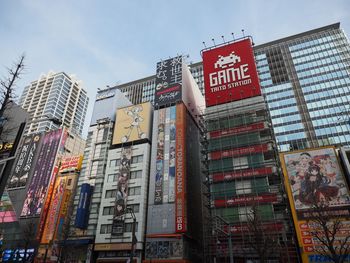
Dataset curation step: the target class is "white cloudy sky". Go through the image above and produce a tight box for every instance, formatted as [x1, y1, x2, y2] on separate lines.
[1, 0, 349, 137]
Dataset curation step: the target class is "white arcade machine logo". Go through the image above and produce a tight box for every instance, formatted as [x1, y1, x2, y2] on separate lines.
[214, 52, 241, 69]
[209, 50, 251, 92]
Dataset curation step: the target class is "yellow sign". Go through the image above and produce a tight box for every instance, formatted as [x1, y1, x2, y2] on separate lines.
[280, 146, 350, 262]
[113, 102, 152, 144]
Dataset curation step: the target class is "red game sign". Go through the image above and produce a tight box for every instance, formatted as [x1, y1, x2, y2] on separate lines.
[202, 38, 261, 107]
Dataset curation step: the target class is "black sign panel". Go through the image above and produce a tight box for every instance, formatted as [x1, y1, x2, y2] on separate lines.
[154, 56, 182, 107]
[8, 134, 43, 188]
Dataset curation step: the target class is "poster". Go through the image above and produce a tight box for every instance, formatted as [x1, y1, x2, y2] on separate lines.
[154, 109, 165, 205]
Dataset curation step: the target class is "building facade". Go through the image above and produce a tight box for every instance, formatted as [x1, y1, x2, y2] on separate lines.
[19, 71, 89, 135]
[254, 23, 350, 152]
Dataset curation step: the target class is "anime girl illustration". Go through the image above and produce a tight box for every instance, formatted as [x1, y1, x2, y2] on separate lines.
[121, 105, 146, 143]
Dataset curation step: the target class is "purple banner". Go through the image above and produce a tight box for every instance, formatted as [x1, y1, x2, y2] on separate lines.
[21, 129, 63, 217]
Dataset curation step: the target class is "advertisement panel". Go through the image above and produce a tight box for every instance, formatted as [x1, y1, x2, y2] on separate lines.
[0, 190, 17, 223]
[154, 56, 182, 107]
[112, 102, 152, 145]
[202, 38, 261, 107]
[210, 144, 270, 160]
[154, 109, 166, 205]
[212, 167, 274, 182]
[214, 193, 278, 207]
[168, 106, 176, 202]
[59, 155, 83, 173]
[280, 147, 350, 261]
[111, 147, 132, 235]
[41, 175, 66, 243]
[55, 173, 77, 240]
[145, 239, 183, 259]
[175, 103, 186, 232]
[37, 166, 59, 240]
[8, 133, 42, 188]
[75, 183, 92, 229]
[20, 129, 63, 217]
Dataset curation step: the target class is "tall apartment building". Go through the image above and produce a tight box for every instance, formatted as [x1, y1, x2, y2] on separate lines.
[19, 71, 89, 135]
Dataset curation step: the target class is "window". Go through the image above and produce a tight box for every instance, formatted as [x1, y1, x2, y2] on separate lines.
[100, 224, 112, 234]
[130, 170, 142, 179]
[107, 173, 118, 182]
[125, 222, 138, 232]
[105, 190, 116, 198]
[110, 159, 120, 167]
[103, 206, 115, 215]
[128, 187, 141, 196]
[128, 204, 140, 213]
[131, 155, 143, 164]
[236, 180, 252, 195]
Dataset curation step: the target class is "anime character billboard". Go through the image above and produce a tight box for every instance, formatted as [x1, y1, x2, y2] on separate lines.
[112, 102, 152, 145]
[282, 147, 350, 213]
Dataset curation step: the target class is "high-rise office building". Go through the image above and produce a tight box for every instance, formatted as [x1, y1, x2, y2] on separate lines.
[254, 22, 350, 152]
[19, 71, 89, 135]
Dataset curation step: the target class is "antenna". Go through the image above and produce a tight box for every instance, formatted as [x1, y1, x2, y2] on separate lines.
[241, 29, 245, 37]
[212, 38, 216, 46]
[221, 35, 225, 43]
[202, 41, 207, 48]
[231, 32, 235, 40]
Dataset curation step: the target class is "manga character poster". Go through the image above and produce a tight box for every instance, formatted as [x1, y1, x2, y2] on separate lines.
[168, 106, 176, 202]
[282, 147, 350, 213]
[20, 129, 63, 217]
[154, 109, 165, 205]
[111, 146, 131, 235]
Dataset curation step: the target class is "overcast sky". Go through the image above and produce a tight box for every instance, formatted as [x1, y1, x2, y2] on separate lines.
[1, 0, 349, 137]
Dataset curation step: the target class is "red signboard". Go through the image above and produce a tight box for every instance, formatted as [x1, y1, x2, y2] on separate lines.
[203, 38, 261, 107]
[214, 193, 278, 207]
[210, 122, 266, 138]
[210, 144, 270, 160]
[212, 167, 274, 182]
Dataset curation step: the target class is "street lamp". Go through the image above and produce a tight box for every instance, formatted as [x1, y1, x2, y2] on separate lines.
[0, 116, 62, 199]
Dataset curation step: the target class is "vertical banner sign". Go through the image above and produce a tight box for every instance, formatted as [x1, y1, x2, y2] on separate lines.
[168, 106, 176, 202]
[21, 129, 63, 217]
[41, 176, 66, 244]
[175, 103, 187, 232]
[202, 38, 261, 107]
[37, 166, 59, 240]
[154, 109, 166, 205]
[9, 134, 42, 188]
[280, 147, 350, 260]
[112, 147, 132, 235]
[75, 183, 92, 229]
[154, 56, 182, 107]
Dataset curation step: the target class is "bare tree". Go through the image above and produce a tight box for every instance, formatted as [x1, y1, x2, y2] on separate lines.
[245, 205, 280, 263]
[0, 55, 25, 140]
[307, 200, 350, 263]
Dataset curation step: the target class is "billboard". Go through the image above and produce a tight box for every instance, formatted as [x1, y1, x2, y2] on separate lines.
[202, 38, 261, 107]
[20, 129, 64, 217]
[175, 103, 187, 233]
[154, 109, 166, 205]
[8, 133, 43, 188]
[75, 183, 92, 229]
[154, 56, 182, 107]
[59, 155, 83, 173]
[0, 191, 17, 223]
[280, 147, 350, 260]
[112, 102, 152, 145]
[111, 146, 132, 235]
